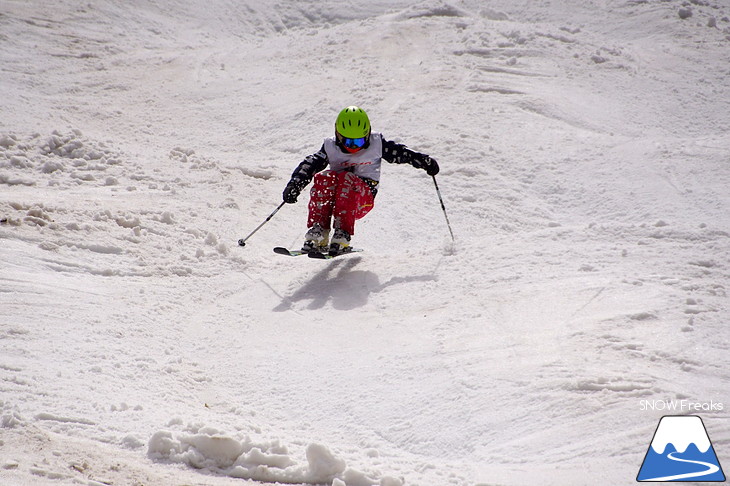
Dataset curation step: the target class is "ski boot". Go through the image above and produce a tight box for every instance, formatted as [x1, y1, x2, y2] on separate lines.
[302, 223, 329, 254]
[328, 228, 351, 256]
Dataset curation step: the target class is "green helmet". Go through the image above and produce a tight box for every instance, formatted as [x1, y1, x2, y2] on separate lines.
[335, 106, 370, 139]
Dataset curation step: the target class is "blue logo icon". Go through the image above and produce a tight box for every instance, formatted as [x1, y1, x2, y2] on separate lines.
[637, 415, 725, 482]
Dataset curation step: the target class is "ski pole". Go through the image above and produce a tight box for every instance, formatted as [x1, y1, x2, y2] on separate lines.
[432, 175, 455, 243]
[237, 201, 286, 247]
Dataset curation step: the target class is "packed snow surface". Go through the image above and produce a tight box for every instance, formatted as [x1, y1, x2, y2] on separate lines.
[1, 0, 729, 485]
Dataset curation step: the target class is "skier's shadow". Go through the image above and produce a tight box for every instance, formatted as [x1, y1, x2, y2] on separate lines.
[273, 257, 436, 312]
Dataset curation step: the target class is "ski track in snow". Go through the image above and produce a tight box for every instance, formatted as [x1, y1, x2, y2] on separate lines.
[1, 1, 729, 485]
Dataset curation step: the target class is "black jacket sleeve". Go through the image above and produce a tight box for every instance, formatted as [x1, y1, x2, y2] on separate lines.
[382, 138, 435, 172]
[287, 144, 329, 190]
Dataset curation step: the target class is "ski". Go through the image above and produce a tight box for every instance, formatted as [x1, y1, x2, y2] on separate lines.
[273, 246, 363, 259]
[308, 248, 363, 260]
[273, 247, 308, 257]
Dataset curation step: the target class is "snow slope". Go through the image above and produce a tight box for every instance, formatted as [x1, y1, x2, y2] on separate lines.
[1, 1, 729, 485]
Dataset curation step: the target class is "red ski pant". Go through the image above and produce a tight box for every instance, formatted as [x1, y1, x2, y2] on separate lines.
[307, 170, 375, 235]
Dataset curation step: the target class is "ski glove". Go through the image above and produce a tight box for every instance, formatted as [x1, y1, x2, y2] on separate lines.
[422, 156, 440, 176]
[283, 181, 301, 204]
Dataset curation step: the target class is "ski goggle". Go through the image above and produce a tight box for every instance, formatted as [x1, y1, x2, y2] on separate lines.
[341, 137, 367, 149]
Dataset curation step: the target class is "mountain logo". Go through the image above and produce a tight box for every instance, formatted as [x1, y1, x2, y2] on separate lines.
[637, 415, 725, 482]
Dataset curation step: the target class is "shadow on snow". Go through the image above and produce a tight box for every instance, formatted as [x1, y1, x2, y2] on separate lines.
[273, 257, 437, 312]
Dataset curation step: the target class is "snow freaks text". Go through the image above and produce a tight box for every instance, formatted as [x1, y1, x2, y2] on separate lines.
[639, 400, 724, 412]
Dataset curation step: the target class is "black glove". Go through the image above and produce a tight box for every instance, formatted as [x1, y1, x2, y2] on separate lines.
[422, 156, 439, 176]
[283, 181, 301, 204]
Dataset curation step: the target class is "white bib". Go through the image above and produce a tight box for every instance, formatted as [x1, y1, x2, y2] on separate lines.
[323, 132, 383, 181]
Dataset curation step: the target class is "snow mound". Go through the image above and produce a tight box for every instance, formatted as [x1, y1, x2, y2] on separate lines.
[0, 130, 127, 191]
[148, 426, 401, 486]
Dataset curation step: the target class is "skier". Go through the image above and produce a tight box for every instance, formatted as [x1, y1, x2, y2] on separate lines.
[282, 106, 440, 255]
